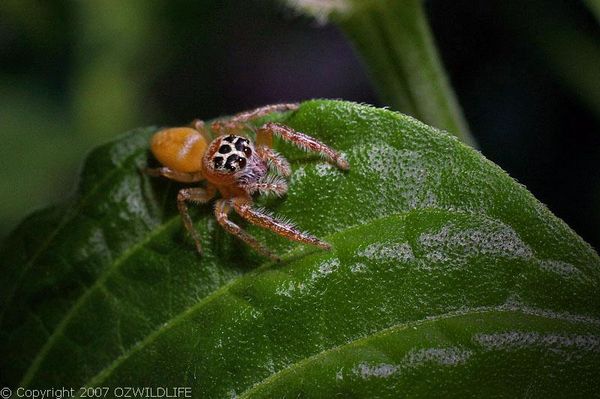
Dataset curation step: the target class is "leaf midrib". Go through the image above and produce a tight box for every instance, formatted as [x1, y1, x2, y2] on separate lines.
[18, 213, 181, 387]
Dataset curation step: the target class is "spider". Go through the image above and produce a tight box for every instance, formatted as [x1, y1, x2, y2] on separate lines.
[145, 103, 349, 261]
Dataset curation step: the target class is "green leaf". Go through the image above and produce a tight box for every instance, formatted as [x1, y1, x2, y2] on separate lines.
[1, 100, 598, 397]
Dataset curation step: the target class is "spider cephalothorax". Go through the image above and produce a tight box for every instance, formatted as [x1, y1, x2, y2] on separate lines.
[203, 135, 268, 190]
[210, 135, 253, 172]
[146, 103, 349, 261]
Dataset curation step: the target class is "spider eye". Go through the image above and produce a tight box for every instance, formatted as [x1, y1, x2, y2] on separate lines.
[218, 144, 231, 154]
[213, 156, 224, 169]
[224, 154, 246, 171]
[234, 138, 249, 151]
[243, 147, 252, 157]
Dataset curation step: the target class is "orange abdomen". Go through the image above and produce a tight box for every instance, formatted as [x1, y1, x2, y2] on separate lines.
[150, 127, 208, 172]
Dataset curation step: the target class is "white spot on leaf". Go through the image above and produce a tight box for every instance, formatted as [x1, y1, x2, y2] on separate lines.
[475, 332, 600, 352]
[275, 257, 340, 298]
[357, 242, 414, 263]
[418, 222, 533, 262]
[538, 259, 584, 280]
[353, 347, 471, 379]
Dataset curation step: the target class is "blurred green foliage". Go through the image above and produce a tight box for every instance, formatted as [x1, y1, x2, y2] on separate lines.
[0, 0, 157, 238]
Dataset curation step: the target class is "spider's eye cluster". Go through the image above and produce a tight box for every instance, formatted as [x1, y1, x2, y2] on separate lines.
[212, 135, 253, 173]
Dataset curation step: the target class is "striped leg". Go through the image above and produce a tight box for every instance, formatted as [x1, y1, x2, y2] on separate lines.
[214, 199, 279, 261]
[177, 186, 216, 255]
[232, 198, 330, 250]
[256, 122, 349, 170]
[256, 146, 292, 177]
[242, 176, 288, 197]
[211, 103, 299, 141]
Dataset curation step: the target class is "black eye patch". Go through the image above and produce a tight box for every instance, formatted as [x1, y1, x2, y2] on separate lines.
[223, 135, 235, 143]
[234, 138, 249, 151]
[213, 156, 224, 169]
[225, 154, 238, 171]
[218, 144, 231, 154]
[225, 154, 246, 171]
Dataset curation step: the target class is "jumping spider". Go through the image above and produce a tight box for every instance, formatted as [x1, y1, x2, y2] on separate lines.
[146, 103, 349, 261]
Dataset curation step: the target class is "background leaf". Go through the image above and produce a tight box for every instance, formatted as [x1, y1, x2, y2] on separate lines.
[1, 100, 599, 397]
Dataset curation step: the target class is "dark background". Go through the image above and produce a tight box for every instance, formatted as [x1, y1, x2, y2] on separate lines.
[1, 0, 598, 249]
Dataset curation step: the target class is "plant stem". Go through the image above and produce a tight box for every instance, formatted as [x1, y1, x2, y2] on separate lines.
[334, 0, 476, 146]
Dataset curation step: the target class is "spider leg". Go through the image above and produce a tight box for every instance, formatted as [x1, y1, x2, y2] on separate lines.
[190, 119, 204, 129]
[256, 122, 350, 170]
[177, 186, 216, 255]
[242, 175, 288, 197]
[256, 146, 292, 177]
[229, 103, 299, 123]
[189, 119, 213, 143]
[211, 103, 299, 139]
[214, 199, 280, 261]
[232, 198, 331, 250]
[144, 167, 204, 183]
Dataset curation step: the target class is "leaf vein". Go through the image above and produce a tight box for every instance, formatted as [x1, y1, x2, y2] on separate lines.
[17, 214, 180, 387]
[237, 306, 600, 398]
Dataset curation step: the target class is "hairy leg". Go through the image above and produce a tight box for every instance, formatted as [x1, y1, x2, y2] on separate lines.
[214, 199, 279, 261]
[229, 103, 299, 123]
[189, 119, 214, 143]
[211, 103, 299, 141]
[177, 186, 216, 255]
[256, 146, 291, 177]
[256, 122, 349, 170]
[232, 198, 331, 250]
[144, 167, 204, 183]
[242, 175, 288, 197]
